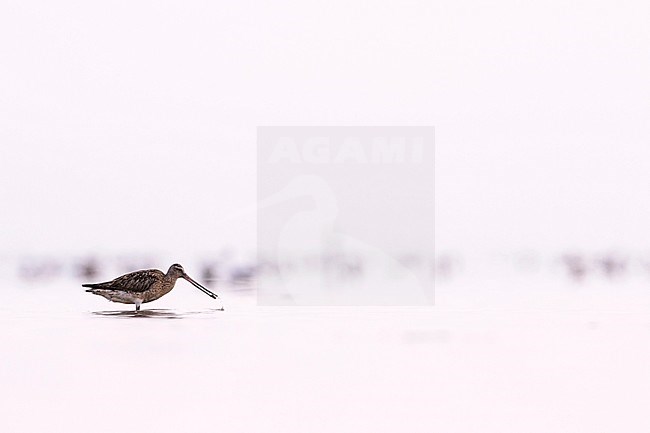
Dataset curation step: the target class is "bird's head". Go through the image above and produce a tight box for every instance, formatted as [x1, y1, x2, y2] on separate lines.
[168, 263, 186, 278]
[167, 263, 219, 300]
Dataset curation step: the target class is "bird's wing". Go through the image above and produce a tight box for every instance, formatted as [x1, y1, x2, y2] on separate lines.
[86, 269, 164, 293]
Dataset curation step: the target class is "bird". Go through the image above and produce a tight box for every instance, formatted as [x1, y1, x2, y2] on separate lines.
[83, 263, 219, 312]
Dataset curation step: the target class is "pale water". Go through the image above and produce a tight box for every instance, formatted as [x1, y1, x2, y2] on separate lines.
[1, 276, 649, 432]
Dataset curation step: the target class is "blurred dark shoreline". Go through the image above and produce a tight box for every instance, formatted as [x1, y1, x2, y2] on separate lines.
[5, 250, 645, 287]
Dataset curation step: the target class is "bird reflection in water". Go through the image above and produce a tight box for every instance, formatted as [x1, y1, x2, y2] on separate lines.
[91, 308, 223, 319]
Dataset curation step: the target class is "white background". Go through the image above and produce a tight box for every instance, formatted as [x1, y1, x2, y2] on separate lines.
[2, 2, 650, 432]
[3, 0, 648, 257]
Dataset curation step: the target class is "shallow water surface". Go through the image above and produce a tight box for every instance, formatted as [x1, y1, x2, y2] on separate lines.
[1, 278, 650, 433]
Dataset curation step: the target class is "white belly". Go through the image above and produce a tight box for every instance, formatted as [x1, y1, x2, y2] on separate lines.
[90, 289, 144, 305]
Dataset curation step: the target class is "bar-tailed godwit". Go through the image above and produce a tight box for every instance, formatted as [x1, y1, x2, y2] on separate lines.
[83, 263, 218, 311]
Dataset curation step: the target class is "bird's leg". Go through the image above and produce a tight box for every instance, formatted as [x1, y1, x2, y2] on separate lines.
[135, 303, 141, 312]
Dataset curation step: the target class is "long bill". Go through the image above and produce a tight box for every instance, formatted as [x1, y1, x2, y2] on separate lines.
[183, 274, 219, 299]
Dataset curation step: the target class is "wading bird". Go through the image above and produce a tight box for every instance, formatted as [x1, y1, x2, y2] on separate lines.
[83, 263, 219, 311]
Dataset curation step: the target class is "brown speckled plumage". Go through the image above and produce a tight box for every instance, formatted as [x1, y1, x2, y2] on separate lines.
[83, 264, 218, 311]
